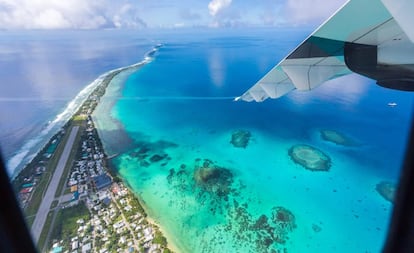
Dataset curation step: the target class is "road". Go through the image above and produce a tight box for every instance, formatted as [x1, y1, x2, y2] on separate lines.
[30, 126, 79, 243]
[110, 194, 140, 247]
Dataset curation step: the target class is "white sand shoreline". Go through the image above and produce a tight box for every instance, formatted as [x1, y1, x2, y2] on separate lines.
[9, 59, 148, 179]
[93, 44, 183, 253]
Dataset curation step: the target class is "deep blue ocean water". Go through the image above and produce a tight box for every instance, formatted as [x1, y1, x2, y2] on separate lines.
[0, 30, 156, 175]
[93, 29, 414, 252]
[2, 28, 413, 252]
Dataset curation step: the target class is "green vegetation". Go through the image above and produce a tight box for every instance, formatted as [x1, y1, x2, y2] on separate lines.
[24, 125, 73, 223]
[127, 192, 147, 217]
[12, 128, 66, 191]
[24, 172, 51, 227]
[64, 187, 73, 195]
[51, 200, 59, 209]
[72, 114, 87, 123]
[55, 123, 83, 198]
[153, 229, 168, 246]
[12, 63, 175, 253]
[107, 232, 121, 252]
[38, 211, 55, 252]
[50, 202, 90, 247]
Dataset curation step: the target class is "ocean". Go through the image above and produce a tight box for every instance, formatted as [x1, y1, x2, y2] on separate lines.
[0, 29, 156, 176]
[3, 28, 414, 252]
[94, 28, 413, 252]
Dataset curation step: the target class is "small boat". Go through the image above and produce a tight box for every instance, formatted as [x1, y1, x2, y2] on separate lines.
[388, 102, 397, 107]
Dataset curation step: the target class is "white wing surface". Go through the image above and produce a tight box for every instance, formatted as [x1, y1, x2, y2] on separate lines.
[239, 0, 414, 102]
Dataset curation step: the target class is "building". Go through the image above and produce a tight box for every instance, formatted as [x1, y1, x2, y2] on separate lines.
[92, 174, 112, 191]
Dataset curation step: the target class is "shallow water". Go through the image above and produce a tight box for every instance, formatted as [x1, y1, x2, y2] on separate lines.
[94, 29, 414, 252]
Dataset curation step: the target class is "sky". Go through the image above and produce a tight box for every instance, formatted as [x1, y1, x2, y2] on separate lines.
[0, 0, 347, 29]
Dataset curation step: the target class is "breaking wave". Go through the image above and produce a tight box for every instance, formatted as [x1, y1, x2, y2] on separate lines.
[7, 44, 162, 178]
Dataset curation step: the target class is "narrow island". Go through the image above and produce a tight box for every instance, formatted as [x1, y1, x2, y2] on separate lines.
[11, 62, 174, 253]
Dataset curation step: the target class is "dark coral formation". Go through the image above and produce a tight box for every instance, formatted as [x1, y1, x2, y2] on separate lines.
[320, 129, 357, 146]
[166, 158, 235, 211]
[193, 159, 233, 197]
[165, 156, 298, 252]
[312, 224, 322, 233]
[271, 206, 297, 243]
[225, 202, 297, 252]
[127, 139, 177, 168]
[149, 154, 167, 163]
[288, 144, 331, 171]
[376, 181, 396, 203]
[230, 130, 251, 148]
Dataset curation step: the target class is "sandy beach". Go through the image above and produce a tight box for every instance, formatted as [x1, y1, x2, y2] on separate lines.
[92, 59, 184, 252]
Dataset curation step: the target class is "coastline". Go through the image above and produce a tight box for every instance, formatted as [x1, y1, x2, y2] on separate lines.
[7, 57, 149, 179]
[145, 212, 182, 253]
[5, 31, 403, 253]
[93, 63, 183, 253]
[110, 170, 183, 253]
[92, 67, 138, 156]
[7, 72, 106, 178]
[12, 45, 179, 252]
[11, 60, 143, 215]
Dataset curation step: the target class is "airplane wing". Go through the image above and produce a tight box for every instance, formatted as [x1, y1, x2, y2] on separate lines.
[238, 0, 414, 102]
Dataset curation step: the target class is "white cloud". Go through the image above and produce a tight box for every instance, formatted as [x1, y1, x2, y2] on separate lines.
[0, 0, 147, 29]
[208, 0, 232, 17]
[0, 0, 348, 29]
[112, 4, 147, 28]
[207, 0, 242, 28]
[32, 9, 72, 29]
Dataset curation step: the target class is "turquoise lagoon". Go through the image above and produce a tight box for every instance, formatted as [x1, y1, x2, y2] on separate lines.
[93, 29, 413, 253]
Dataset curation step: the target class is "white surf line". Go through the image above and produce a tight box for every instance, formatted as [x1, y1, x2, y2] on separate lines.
[6, 54, 152, 177]
[7, 44, 161, 177]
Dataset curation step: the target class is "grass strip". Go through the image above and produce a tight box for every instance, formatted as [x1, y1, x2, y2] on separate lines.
[54, 124, 84, 198]
[24, 125, 73, 225]
[50, 203, 90, 250]
[37, 211, 54, 251]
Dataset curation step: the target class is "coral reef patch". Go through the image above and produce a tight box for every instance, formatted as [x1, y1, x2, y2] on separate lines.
[312, 223, 322, 233]
[376, 181, 396, 203]
[166, 158, 235, 212]
[149, 154, 167, 163]
[320, 129, 357, 146]
[288, 144, 331, 171]
[193, 159, 234, 197]
[165, 157, 298, 252]
[225, 202, 297, 252]
[230, 130, 251, 148]
[127, 139, 177, 168]
[271, 206, 297, 244]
